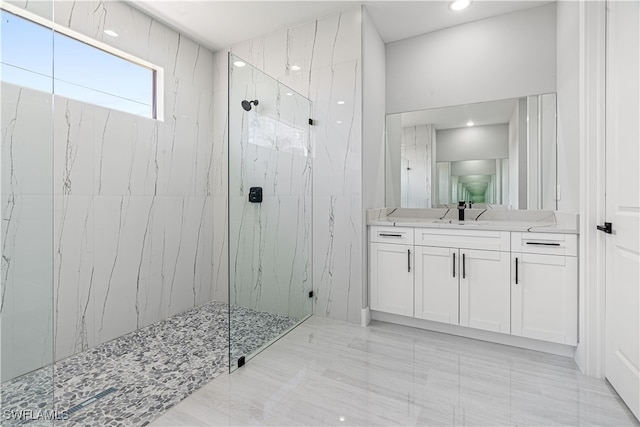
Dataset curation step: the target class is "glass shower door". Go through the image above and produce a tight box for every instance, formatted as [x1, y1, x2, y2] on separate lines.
[228, 54, 313, 371]
[1, 3, 55, 425]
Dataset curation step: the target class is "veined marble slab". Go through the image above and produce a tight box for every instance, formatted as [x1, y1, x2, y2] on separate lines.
[368, 208, 579, 234]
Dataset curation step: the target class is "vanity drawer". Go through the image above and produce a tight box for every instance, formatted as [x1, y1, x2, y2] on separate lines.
[370, 226, 414, 245]
[415, 228, 510, 252]
[511, 232, 577, 256]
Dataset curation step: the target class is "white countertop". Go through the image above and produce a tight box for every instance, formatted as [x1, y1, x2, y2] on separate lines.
[367, 208, 579, 234]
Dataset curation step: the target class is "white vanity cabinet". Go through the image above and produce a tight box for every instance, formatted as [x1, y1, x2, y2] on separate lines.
[369, 227, 414, 317]
[414, 245, 459, 324]
[414, 228, 511, 334]
[510, 233, 578, 345]
[368, 222, 579, 350]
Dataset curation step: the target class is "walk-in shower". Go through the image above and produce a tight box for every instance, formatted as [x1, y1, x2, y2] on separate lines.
[1, 5, 314, 423]
[228, 53, 313, 371]
[1, 2, 228, 425]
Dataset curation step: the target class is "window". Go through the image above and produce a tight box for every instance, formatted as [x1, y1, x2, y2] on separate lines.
[1, 7, 162, 119]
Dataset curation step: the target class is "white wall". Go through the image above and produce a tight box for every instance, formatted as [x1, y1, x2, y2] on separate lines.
[361, 6, 386, 314]
[214, 7, 364, 324]
[1, 0, 219, 380]
[556, 1, 580, 214]
[436, 124, 509, 162]
[451, 159, 496, 176]
[386, 3, 557, 114]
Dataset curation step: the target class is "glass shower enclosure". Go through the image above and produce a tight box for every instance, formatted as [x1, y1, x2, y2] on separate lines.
[1, 2, 55, 425]
[228, 54, 313, 371]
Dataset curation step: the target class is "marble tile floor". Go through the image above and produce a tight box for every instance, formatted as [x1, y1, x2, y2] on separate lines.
[153, 316, 639, 427]
[1, 301, 301, 427]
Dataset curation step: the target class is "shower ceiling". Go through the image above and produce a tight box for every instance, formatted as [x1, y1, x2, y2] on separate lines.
[130, 1, 554, 51]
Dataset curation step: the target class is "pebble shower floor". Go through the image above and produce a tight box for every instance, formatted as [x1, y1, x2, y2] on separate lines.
[1, 301, 301, 426]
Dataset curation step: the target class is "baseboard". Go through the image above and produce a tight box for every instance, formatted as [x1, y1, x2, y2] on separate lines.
[361, 307, 371, 327]
[371, 310, 576, 358]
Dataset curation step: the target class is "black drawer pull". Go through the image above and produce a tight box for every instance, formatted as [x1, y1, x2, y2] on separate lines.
[408, 249, 411, 272]
[515, 257, 519, 284]
[462, 253, 466, 279]
[526, 242, 561, 246]
[453, 252, 456, 278]
[379, 233, 403, 237]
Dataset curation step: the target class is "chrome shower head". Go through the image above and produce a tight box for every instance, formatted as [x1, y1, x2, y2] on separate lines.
[241, 99, 259, 111]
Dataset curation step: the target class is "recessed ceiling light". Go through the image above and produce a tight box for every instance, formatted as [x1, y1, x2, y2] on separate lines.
[337, 120, 343, 124]
[285, 92, 293, 96]
[233, 60, 246, 67]
[449, 0, 472, 11]
[290, 65, 301, 71]
[104, 29, 118, 37]
[337, 100, 345, 105]
[466, 121, 474, 126]
[339, 416, 346, 422]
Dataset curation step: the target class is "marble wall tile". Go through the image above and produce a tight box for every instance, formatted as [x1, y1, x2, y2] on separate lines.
[53, 195, 95, 361]
[53, 97, 94, 197]
[1, 81, 55, 381]
[229, 195, 312, 319]
[162, 196, 211, 318]
[313, 196, 362, 323]
[92, 106, 160, 197]
[1, 84, 53, 197]
[1, 1, 219, 372]
[0, 195, 54, 381]
[221, 7, 364, 324]
[92, 195, 155, 344]
[211, 196, 229, 303]
[311, 60, 362, 197]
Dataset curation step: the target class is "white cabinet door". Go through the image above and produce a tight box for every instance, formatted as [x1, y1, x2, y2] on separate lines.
[459, 250, 510, 334]
[511, 253, 577, 345]
[414, 246, 459, 324]
[370, 242, 414, 317]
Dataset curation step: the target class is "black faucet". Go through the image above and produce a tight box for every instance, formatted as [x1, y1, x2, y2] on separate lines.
[458, 201, 466, 221]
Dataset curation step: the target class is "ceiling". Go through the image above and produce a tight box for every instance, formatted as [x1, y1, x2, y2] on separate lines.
[399, 97, 518, 130]
[130, 1, 553, 52]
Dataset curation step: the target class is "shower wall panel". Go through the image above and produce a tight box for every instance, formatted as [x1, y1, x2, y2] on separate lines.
[214, 7, 363, 323]
[3, 1, 222, 365]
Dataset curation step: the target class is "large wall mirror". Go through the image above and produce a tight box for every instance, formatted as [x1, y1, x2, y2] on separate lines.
[385, 94, 557, 210]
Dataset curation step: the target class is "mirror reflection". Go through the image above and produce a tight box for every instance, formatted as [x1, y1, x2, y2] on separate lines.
[385, 94, 557, 210]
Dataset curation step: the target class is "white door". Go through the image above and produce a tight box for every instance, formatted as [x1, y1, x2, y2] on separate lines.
[414, 246, 459, 324]
[370, 242, 414, 317]
[604, 0, 640, 419]
[459, 249, 510, 334]
[511, 253, 577, 345]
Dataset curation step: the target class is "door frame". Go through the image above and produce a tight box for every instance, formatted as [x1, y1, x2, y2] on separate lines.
[576, 0, 607, 377]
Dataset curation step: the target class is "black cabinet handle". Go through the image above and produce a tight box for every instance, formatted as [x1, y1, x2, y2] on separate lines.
[462, 253, 466, 279]
[379, 233, 403, 237]
[515, 257, 519, 284]
[453, 252, 456, 278]
[408, 249, 411, 272]
[526, 242, 560, 246]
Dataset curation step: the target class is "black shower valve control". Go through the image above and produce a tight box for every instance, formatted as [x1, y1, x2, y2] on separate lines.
[249, 187, 263, 203]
